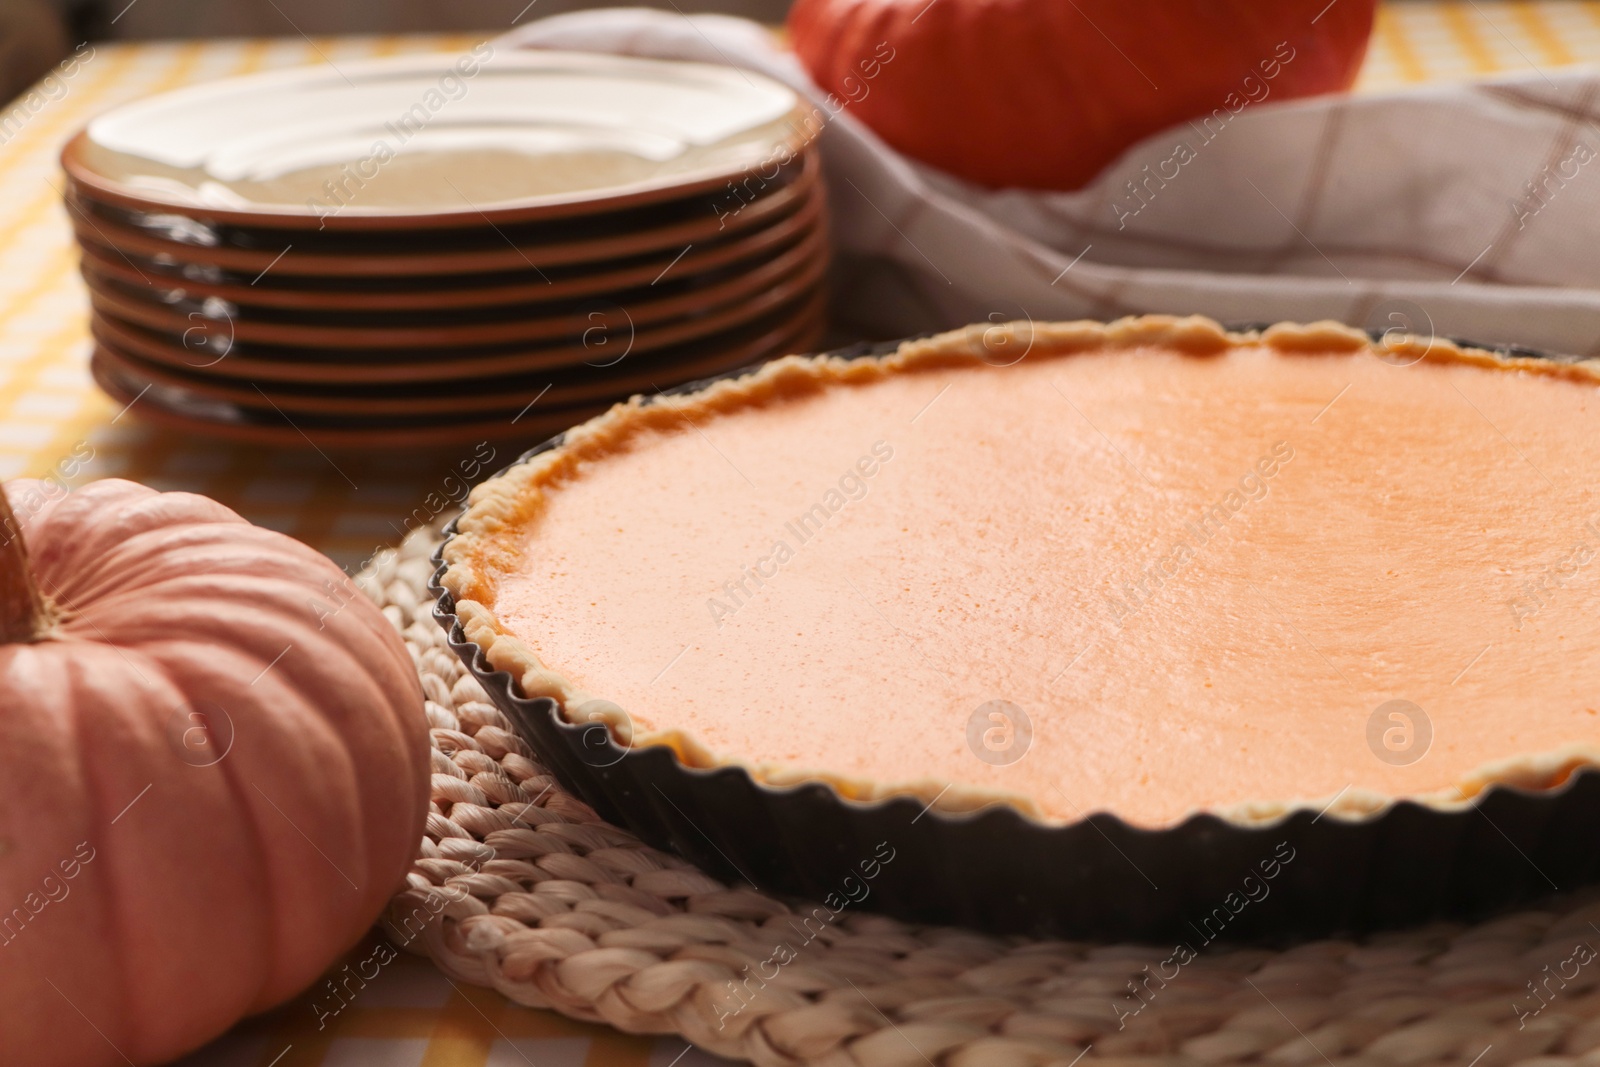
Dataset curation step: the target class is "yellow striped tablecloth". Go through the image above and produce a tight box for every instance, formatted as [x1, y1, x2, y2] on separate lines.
[1, 4, 1597, 1065]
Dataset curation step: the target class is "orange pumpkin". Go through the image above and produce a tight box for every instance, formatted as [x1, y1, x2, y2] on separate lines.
[0, 478, 428, 1067]
[788, 0, 1378, 190]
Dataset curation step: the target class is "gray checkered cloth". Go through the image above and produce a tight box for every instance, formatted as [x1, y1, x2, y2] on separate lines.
[504, 9, 1600, 355]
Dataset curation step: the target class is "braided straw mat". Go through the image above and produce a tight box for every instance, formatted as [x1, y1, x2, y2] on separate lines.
[366, 523, 1600, 1067]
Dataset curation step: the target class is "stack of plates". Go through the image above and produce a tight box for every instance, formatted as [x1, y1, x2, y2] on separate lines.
[61, 50, 828, 448]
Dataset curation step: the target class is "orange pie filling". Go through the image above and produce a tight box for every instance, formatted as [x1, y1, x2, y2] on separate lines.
[444, 317, 1600, 829]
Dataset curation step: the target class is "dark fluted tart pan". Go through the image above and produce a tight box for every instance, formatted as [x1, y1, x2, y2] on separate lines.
[432, 331, 1600, 943]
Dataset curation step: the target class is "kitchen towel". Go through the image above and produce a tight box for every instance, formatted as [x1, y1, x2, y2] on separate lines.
[504, 8, 1600, 355]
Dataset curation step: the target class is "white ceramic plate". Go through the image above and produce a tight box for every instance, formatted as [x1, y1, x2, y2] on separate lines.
[63, 49, 806, 230]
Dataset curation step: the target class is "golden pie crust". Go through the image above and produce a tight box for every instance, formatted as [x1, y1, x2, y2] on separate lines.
[442, 315, 1600, 829]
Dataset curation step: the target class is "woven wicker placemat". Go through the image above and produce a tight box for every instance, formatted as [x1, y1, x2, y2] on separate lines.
[367, 524, 1600, 1067]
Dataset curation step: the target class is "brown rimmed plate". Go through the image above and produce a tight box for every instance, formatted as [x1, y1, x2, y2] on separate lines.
[80, 224, 826, 350]
[74, 201, 820, 313]
[91, 353, 614, 449]
[428, 329, 1600, 943]
[93, 311, 826, 450]
[92, 285, 827, 418]
[64, 150, 817, 278]
[61, 50, 811, 231]
[88, 244, 827, 378]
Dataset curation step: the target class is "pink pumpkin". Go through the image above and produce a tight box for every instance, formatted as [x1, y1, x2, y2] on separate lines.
[0, 478, 428, 1067]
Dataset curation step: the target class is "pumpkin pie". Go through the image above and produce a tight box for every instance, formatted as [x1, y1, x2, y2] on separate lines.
[442, 316, 1600, 830]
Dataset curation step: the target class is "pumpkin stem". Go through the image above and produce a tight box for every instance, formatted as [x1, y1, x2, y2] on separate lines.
[0, 488, 48, 643]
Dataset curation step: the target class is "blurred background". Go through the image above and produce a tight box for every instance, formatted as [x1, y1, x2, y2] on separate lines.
[0, 0, 792, 101]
